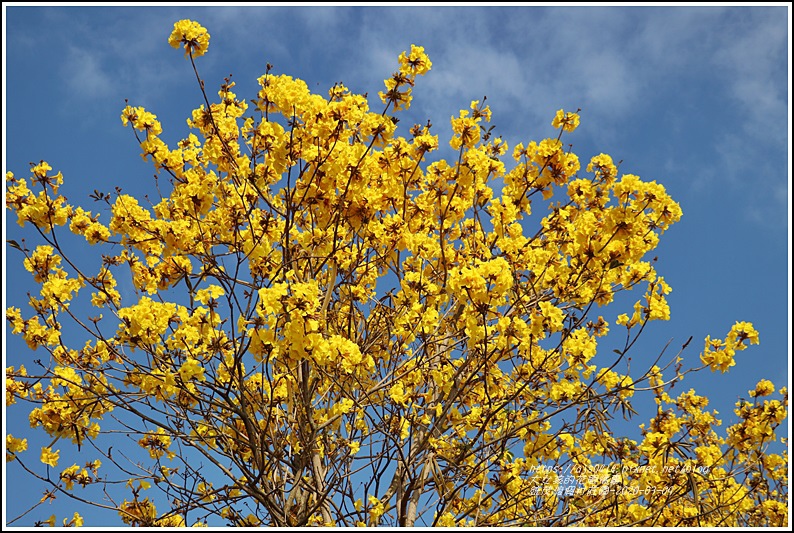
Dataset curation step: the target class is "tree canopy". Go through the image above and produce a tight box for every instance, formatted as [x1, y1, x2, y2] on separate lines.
[4, 19, 788, 527]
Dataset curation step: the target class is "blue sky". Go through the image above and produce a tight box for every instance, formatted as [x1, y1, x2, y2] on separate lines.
[3, 4, 791, 527]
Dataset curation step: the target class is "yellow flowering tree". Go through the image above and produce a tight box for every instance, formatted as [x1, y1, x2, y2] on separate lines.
[4, 19, 787, 527]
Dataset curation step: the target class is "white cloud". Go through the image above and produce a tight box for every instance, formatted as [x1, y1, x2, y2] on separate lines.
[423, 44, 528, 103]
[711, 10, 788, 144]
[62, 46, 114, 99]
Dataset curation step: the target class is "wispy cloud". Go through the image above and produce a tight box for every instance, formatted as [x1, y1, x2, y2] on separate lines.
[711, 10, 788, 144]
[62, 46, 114, 99]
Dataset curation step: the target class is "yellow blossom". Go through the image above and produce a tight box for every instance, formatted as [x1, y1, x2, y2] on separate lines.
[552, 109, 580, 132]
[6, 434, 28, 460]
[168, 19, 210, 58]
[750, 379, 776, 398]
[40, 446, 60, 467]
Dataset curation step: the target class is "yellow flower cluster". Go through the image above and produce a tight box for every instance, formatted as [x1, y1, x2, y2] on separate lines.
[59, 461, 97, 490]
[448, 256, 512, 305]
[40, 446, 60, 467]
[138, 428, 176, 460]
[551, 108, 580, 132]
[6, 168, 70, 233]
[168, 19, 210, 58]
[118, 498, 158, 526]
[701, 321, 760, 373]
[6, 434, 28, 461]
[378, 43, 432, 112]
